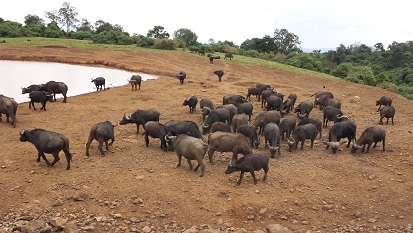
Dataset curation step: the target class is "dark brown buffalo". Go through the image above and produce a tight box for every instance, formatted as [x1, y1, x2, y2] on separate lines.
[207, 132, 252, 164]
[129, 74, 142, 91]
[86, 121, 116, 156]
[224, 153, 269, 185]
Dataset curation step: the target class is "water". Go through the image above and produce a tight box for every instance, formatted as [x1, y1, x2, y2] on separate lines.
[0, 61, 158, 103]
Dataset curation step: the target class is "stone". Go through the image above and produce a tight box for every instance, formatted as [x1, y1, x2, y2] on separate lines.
[50, 217, 68, 227]
[266, 224, 292, 233]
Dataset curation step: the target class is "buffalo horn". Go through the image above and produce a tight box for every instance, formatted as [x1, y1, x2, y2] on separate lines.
[287, 137, 295, 145]
[337, 114, 348, 119]
[202, 124, 209, 129]
[280, 109, 286, 114]
[323, 141, 340, 148]
[19, 130, 25, 135]
[298, 112, 307, 118]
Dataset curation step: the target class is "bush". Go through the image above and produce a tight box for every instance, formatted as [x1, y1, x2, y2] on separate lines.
[44, 28, 63, 38]
[92, 30, 132, 45]
[344, 76, 362, 84]
[137, 37, 154, 47]
[347, 66, 376, 86]
[377, 82, 398, 93]
[244, 50, 260, 58]
[331, 63, 352, 78]
[70, 31, 93, 40]
[154, 38, 175, 50]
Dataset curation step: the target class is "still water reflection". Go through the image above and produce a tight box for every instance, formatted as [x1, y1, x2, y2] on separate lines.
[0, 60, 158, 103]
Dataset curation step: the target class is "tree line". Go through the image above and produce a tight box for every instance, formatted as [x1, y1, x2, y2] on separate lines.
[1, 2, 412, 99]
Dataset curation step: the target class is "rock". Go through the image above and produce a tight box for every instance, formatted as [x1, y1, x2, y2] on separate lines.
[52, 198, 64, 206]
[259, 208, 267, 215]
[50, 217, 68, 227]
[368, 218, 377, 223]
[353, 211, 362, 218]
[28, 220, 47, 232]
[141, 225, 151, 233]
[350, 96, 360, 103]
[183, 226, 198, 233]
[266, 224, 292, 233]
[132, 198, 143, 204]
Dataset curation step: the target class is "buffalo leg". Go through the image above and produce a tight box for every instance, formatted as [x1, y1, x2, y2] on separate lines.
[301, 140, 305, 150]
[85, 137, 94, 156]
[38, 151, 50, 166]
[98, 139, 105, 156]
[249, 169, 258, 185]
[198, 161, 205, 177]
[382, 138, 386, 151]
[237, 171, 245, 185]
[108, 138, 114, 146]
[105, 141, 109, 151]
[50, 152, 60, 167]
[187, 159, 193, 170]
[310, 139, 315, 148]
[366, 144, 372, 153]
[176, 154, 182, 167]
[263, 165, 269, 181]
[145, 134, 150, 147]
[208, 149, 215, 165]
[63, 148, 72, 170]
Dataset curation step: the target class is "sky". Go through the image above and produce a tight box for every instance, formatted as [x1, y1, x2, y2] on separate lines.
[2, 0, 412, 51]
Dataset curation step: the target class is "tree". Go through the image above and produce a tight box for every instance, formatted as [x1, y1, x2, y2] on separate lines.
[77, 18, 93, 32]
[374, 43, 385, 52]
[273, 29, 302, 54]
[147, 25, 169, 39]
[24, 14, 44, 26]
[94, 20, 113, 34]
[44, 2, 79, 32]
[173, 28, 198, 47]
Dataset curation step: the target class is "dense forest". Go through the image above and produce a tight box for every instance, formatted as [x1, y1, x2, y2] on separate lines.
[1, 2, 412, 99]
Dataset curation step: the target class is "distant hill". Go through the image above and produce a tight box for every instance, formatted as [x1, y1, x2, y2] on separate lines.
[302, 47, 335, 53]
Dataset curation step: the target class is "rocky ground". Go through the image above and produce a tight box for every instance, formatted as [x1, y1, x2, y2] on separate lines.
[0, 45, 412, 232]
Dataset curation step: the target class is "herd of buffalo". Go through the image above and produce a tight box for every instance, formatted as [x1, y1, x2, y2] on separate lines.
[0, 72, 396, 185]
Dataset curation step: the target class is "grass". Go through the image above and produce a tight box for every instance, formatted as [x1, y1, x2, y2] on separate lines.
[0, 37, 338, 80]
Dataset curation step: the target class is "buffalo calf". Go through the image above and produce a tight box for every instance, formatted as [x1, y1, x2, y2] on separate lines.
[86, 121, 116, 156]
[224, 153, 269, 185]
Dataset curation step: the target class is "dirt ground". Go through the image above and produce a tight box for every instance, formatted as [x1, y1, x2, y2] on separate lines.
[0, 45, 412, 232]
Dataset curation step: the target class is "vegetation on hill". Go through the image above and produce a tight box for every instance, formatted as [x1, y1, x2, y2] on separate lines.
[1, 2, 412, 99]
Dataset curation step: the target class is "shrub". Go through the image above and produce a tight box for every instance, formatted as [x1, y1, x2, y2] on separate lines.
[137, 37, 154, 47]
[377, 82, 398, 93]
[244, 50, 260, 58]
[70, 31, 93, 40]
[154, 38, 175, 50]
[331, 63, 352, 78]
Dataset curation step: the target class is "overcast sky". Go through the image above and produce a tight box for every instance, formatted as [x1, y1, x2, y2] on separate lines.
[2, 1, 412, 50]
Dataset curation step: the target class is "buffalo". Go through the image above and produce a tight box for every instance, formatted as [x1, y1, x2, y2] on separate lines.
[200, 98, 215, 111]
[202, 108, 230, 134]
[28, 91, 55, 111]
[224, 153, 269, 185]
[287, 124, 318, 152]
[91, 77, 105, 91]
[215, 104, 237, 124]
[164, 120, 203, 139]
[261, 89, 276, 108]
[144, 121, 168, 151]
[351, 125, 386, 153]
[253, 110, 281, 135]
[294, 100, 313, 119]
[183, 96, 198, 113]
[119, 109, 160, 134]
[43, 81, 68, 103]
[323, 119, 357, 154]
[207, 132, 252, 164]
[297, 117, 323, 139]
[310, 91, 334, 109]
[265, 95, 283, 111]
[279, 116, 296, 140]
[86, 121, 116, 156]
[379, 106, 395, 125]
[129, 74, 142, 91]
[247, 87, 262, 101]
[315, 96, 341, 110]
[224, 52, 233, 60]
[176, 71, 186, 84]
[322, 105, 344, 127]
[237, 124, 260, 149]
[231, 113, 249, 133]
[19, 129, 72, 170]
[214, 70, 224, 82]
[166, 134, 208, 177]
[210, 122, 232, 133]
[223, 94, 247, 105]
[236, 99, 253, 120]
[21, 84, 44, 94]
[0, 95, 18, 127]
[376, 96, 392, 111]
[263, 123, 281, 158]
